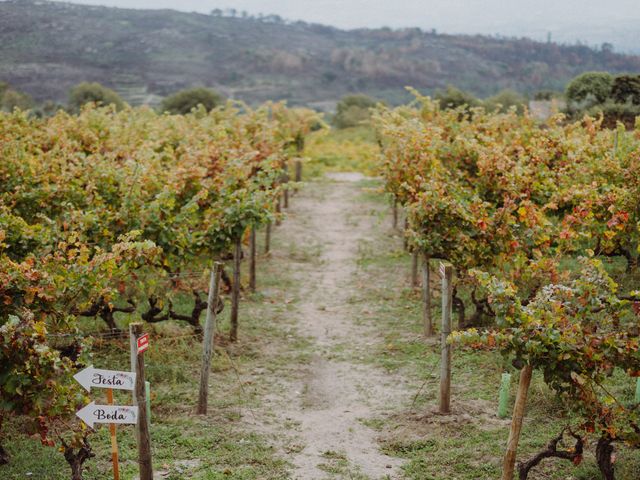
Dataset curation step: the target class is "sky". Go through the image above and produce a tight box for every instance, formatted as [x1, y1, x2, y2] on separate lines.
[49, 0, 640, 51]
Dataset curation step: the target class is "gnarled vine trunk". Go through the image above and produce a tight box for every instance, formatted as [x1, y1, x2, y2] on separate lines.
[517, 428, 583, 479]
[596, 436, 616, 480]
[0, 443, 9, 465]
[62, 437, 94, 480]
[0, 416, 8, 465]
[451, 287, 466, 329]
[468, 287, 494, 327]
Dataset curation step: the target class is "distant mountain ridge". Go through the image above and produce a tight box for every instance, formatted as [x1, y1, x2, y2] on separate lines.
[1, 0, 639, 108]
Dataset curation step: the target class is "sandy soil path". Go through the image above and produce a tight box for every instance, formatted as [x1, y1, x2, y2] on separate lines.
[246, 175, 408, 480]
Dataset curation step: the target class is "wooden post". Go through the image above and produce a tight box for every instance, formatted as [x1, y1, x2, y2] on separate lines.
[197, 264, 223, 415]
[502, 365, 533, 480]
[282, 161, 290, 209]
[392, 198, 398, 229]
[284, 188, 289, 209]
[294, 159, 302, 184]
[439, 263, 453, 414]
[145, 381, 151, 425]
[230, 236, 241, 342]
[275, 197, 282, 226]
[106, 388, 120, 480]
[265, 221, 271, 254]
[249, 226, 256, 292]
[403, 216, 408, 251]
[129, 323, 152, 480]
[411, 250, 419, 288]
[422, 253, 432, 337]
[129, 330, 139, 440]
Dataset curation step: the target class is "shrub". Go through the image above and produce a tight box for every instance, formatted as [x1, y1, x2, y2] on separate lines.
[611, 75, 640, 105]
[566, 72, 613, 105]
[1, 89, 33, 111]
[333, 94, 378, 129]
[68, 82, 124, 111]
[484, 89, 527, 114]
[533, 90, 563, 101]
[435, 85, 480, 110]
[160, 87, 223, 115]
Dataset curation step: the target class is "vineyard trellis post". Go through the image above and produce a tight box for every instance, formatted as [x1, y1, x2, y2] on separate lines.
[284, 189, 289, 209]
[276, 197, 282, 226]
[249, 226, 257, 292]
[230, 236, 242, 342]
[422, 253, 432, 337]
[439, 263, 453, 414]
[392, 198, 398, 229]
[294, 159, 302, 189]
[129, 323, 153, 480]
[501, 365, 533, 480]
[403, 216, 408, 251]
[265, 221, 271, 254]
[411, 250, 419, 288]
[197, 264, 223, 415]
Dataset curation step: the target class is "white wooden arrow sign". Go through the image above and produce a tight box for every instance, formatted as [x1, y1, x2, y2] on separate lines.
[73, 366, 136, 392]
[76, 401, 139, 429]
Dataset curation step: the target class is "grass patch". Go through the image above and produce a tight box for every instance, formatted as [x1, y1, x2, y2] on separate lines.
[304, 126, 380, 178]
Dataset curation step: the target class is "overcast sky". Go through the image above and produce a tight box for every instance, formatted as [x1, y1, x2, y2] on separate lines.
[51, 0, 640, 50]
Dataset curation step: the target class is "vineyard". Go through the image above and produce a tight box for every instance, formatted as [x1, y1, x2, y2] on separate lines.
[1, 94, 640, 480]
[373, 93, 640, 479]
[0, 102, 320, 478]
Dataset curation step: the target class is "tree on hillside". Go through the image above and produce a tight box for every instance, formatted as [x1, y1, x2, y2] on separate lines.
[1, 88, 33, 111]
[611, 74, 640, 105]
[484, 89, 528, 114]
[333, 94, 378, 129]
[68, 82, 124, 111]
[533, 90, 563, 101]
[435, 85, 480, 110]
[160, 87, 223, 115]
[565, 71, 613, 106]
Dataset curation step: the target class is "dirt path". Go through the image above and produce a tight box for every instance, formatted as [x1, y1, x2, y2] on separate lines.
[247, 174, 409, 480]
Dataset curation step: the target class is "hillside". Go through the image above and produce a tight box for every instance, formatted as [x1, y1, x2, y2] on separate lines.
[1, 0, 640, 108]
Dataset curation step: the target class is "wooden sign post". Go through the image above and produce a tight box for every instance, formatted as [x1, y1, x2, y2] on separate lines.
[73, 366, 136, 392]
[106, 388, 120, 480]
[129, 323, 153, 480]
[439, 263, 453, 414]
[73, 366, 139, 480]
[75, 401, 138, 428]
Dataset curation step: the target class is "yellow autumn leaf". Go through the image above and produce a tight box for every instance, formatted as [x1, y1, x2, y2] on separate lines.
[517, 206, 527, 219]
